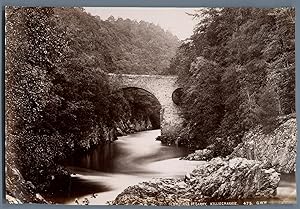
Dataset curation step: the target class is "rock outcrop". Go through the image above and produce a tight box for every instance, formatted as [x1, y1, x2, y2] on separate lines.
[75, 117, 153, 151]
[111, 157, 280, 206]
[230, 117, 297, 173]
[6, 162, 48, 204]
[180, 148, 213, 161]
[115, 118, 152, 136]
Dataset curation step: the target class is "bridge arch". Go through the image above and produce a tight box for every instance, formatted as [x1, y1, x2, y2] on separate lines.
[116, 87, 161, 129]
[108, 73, 183, 136]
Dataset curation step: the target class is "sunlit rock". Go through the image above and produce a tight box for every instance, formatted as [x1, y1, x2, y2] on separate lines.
[111, 157, 280, 206]
[6, 195, 22, 204]
[181, 148, 213, 161]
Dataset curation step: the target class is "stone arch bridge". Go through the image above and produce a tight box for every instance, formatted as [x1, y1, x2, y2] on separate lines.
[108, 73, 183, 136]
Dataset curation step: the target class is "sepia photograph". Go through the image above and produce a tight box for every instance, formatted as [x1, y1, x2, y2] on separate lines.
[5, 6, 296, 206]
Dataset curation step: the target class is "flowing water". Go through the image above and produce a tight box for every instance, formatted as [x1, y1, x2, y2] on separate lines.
[46, 130, 296, 205]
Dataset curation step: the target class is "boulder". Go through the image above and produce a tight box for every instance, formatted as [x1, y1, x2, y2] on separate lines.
[181, 149, 213, 161]
[187, 157, 280, 199]
[111, 157, 280, 206]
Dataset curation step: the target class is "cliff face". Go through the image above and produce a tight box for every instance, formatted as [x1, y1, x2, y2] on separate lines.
[230, 117, 297, 173]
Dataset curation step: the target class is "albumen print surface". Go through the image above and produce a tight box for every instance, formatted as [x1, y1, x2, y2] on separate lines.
[5, 7, 296, 205]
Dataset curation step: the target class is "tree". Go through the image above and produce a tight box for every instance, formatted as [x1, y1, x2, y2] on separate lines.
[171, 8, 295, 155]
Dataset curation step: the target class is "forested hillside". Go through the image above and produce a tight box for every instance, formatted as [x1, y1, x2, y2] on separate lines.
[5, 7, 171, 197]
[171, 8, 295, 156]
[54, 8, 180, 75]
[105, 16, 180, 74]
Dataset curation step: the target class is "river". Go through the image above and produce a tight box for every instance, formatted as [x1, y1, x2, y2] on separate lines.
[46, 129, 296, 205]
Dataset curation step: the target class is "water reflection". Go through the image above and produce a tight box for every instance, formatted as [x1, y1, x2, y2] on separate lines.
[67, 130, 190, 174]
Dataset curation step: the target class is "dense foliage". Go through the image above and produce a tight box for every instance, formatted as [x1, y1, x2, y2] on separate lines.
[6, 7, 165, 192]
[6, 7, 71, 191]
[173, 8, 295, 155]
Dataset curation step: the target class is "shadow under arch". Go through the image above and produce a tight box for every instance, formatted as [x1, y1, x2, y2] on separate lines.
[112, 86, 162, 130]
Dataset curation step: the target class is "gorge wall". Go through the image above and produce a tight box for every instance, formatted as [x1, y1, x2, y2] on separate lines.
[230, 115, 297, 173]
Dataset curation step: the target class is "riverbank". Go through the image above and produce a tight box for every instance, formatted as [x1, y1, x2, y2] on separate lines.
[31, 129, 296, 206]
[111, 157, 281, 206]
[39, 130, 193, 205]
[6, 117, 155, 204]
[111, 116, 297, 206]
[6, 116, 296, 204]
[180, 116, 297, 174]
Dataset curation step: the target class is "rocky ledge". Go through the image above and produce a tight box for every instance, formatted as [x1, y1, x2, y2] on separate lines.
[230, 117, 297, 173]
[6, 163, 48, 204]
[180, 148, 213, 161]
[111, 157, 280, 206]
[180, 116, 297, 174]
